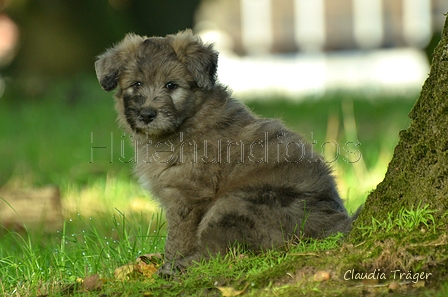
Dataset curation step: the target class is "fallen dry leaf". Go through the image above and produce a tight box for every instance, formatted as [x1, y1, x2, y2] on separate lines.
[413, 280, 425, 288]
[137, 253, 164, 266]
[136, 253, 162, 278]
[313, 271, 331, 282]
[82, 274, 103, 291]
[216, 283, 249, 296]
[136, 260, 158, 277]
[114, 263, 136, 281]
[388, 281, 400, 291]
[114, 253, 163, 281]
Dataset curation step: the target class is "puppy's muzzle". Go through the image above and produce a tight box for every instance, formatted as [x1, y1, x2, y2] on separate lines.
[139, 108, 157, 124]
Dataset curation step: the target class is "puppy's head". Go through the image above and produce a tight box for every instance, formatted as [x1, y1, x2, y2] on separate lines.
[95, 29, 218, 136]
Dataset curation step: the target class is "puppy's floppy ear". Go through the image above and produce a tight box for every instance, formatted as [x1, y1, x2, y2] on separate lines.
[95, 33, 145, 92]
[170, 29, 218, 90]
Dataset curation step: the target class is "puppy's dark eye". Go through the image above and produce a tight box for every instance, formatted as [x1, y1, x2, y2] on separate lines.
[132, 81, 142, 89]
[165, 82, 178, 90]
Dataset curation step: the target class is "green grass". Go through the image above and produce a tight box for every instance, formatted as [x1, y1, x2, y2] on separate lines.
[0, 76, 427, 296]
[358, 203, 437, 237]
[0, 76, 128, 187]
[0, 211, 166, 296]
[0, 218, 344, 296]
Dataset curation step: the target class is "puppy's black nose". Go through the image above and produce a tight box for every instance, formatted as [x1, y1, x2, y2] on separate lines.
[139, 109, 157, 123]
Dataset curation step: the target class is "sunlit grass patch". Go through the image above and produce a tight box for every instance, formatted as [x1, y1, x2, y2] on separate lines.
[61, 170, 160, 217]
[0, 210, 165, 296]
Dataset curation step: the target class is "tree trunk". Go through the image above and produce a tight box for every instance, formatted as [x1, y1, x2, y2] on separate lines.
[350, 15, 448, 241]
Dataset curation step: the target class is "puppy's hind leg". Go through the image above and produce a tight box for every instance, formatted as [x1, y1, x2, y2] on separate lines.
[197, 212, 252, 257]
[157, 195, 258, 276]
[195, 191, 296, 259]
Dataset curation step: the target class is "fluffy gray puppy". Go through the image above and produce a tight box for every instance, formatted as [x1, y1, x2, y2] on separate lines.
[95, 29, 358, 275]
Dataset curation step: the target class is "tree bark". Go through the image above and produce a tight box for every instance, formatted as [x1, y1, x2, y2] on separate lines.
[350, 15, 448, 241]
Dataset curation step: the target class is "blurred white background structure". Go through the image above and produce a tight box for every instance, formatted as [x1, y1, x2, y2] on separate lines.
[195, 0, 448, 98]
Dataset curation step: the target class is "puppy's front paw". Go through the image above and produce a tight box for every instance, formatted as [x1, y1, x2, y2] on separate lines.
[156, 262, 185, 278]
